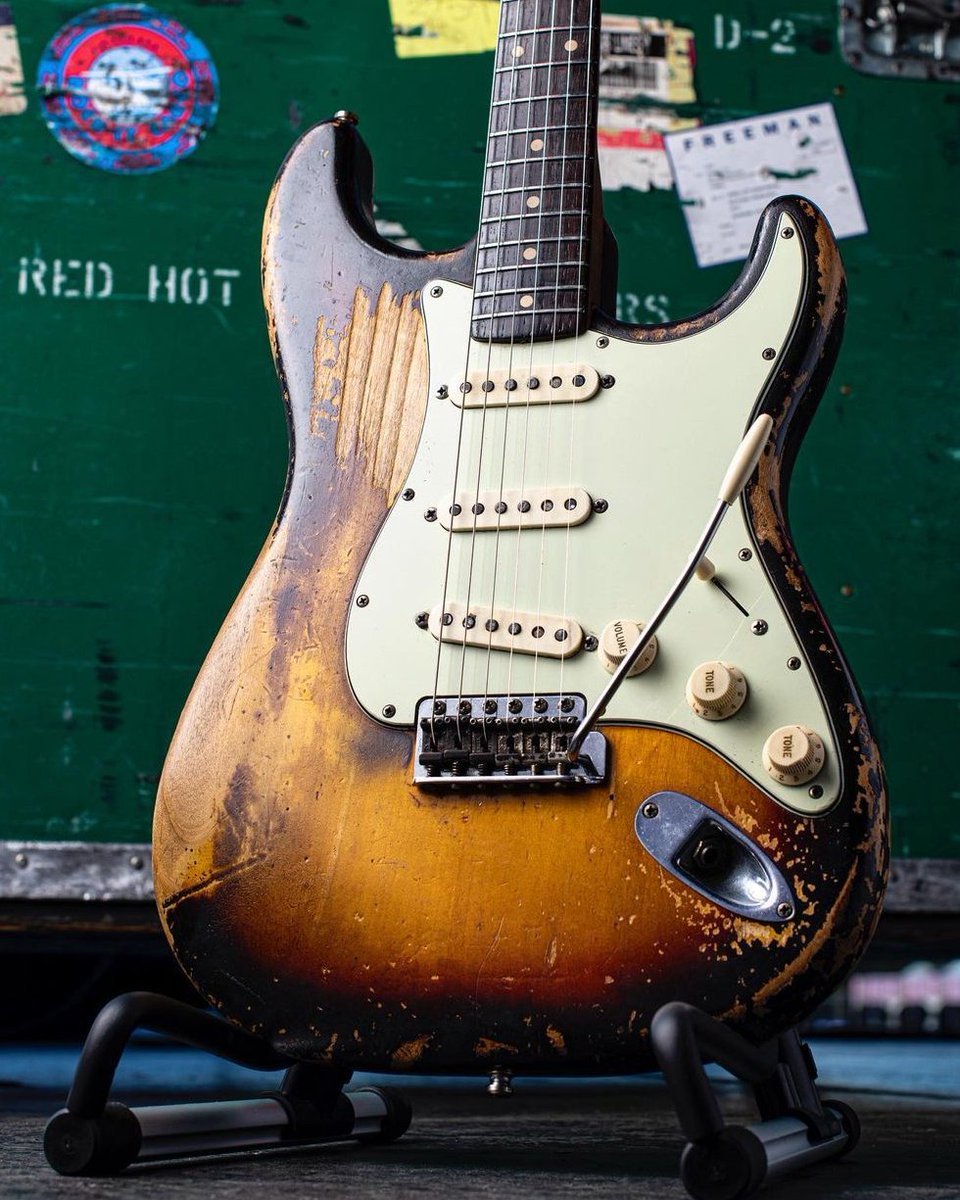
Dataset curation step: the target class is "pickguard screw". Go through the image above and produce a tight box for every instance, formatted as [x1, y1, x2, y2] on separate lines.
[808, 784, 824, 799]
[424, 507, 437, 522]
[596, 336, 609, 348]
[436, 384, 449, 399]
[738, 548, 753, 561]
[382, 704, 396, 718]
[781, 227, 795, 239]
[356, 594, 369, 607]
[600, 374, 616, 389]
[584, 635, 598, 652]
[415, 612, 429, 629]
[641, 801, 659, 819]
[762, 347, 776, 361]
[402, 488, 415, 501]
[14, 853, 28, 869]
[430, 285, 443, 297]
[593, 498, 609, 513]
[777, 902, 794, 919]
[751, 619, 768, 635]
[787, 656, 802, 670]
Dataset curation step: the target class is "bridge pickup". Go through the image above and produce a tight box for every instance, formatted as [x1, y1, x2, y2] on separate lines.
[452, 363, 600, 407]
[427, 602, 583, 658]
[439, 487, 593, 532]
[413, 693, 608, 785]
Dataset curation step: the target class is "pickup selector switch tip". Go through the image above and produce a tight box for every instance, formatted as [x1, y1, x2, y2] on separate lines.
[763, 725, 826, 786]
[685, 661, 747, 720]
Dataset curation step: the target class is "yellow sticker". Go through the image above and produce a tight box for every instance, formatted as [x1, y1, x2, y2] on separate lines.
[0, 6, 27, 116]
[390, 0, 500, 59]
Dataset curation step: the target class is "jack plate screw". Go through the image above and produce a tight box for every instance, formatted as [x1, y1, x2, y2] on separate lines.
[641, 802, 659, 819]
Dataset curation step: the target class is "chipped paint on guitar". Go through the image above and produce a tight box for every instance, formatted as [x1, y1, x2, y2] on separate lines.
[153, 108, 886, 1072]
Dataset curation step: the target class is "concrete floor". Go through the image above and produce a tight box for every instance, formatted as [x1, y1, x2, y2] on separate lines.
[1, 1042, 958, 1199]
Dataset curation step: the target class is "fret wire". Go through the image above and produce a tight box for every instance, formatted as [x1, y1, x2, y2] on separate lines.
[488, 123, 592, 136]
[485, 152, 590, 167]
[475, 284, 588, 296]
[474, 305, 585, 319]
[477, 234, 586, 248]
[474, 262, 588, 275]
[499, 25, 591, 37]
[495, 59, 589, 72]
[479, 211, 594, 224]
[483, 181, 588, 198]
[491, 92, 591, 107]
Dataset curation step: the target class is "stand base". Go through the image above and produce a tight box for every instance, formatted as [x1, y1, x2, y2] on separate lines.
[44, 992, 859, 1200]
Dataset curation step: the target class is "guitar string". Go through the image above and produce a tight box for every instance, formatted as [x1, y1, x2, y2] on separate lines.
[555, 0, 596, 719]
[527, 0, 587, 718]
[528, 0, 577, 709]
[503, 0, 558, 710]
[481, 0, 546, 712]
[445, 0, 527, 747]
[456, 0, 526, 736]
[428, 0, 521, 746]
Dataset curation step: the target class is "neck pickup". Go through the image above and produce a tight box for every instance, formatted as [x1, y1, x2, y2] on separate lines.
[472, 0, 601, 344]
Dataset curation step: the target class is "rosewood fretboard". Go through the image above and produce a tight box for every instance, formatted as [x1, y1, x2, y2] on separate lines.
[471, 0, 601, 344]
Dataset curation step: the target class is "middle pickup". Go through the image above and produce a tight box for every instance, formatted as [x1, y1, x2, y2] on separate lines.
[438, 486, 594, 532]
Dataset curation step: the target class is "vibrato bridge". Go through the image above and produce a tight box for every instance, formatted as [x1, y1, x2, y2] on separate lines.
[413, 694, 608, 786]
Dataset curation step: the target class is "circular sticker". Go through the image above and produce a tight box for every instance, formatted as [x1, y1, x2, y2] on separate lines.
[37, 4, 219, 174]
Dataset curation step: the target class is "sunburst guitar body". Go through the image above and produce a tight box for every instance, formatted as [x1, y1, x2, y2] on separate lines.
[154, 0, 886, 1075]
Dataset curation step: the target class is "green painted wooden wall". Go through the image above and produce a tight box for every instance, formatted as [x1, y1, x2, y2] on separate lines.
[0, 0, 956, 857]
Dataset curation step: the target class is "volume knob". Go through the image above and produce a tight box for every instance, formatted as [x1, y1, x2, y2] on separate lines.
[599, 619, 658, 676]
[763, 725, 826, 786]
[685, 661, 747, 720]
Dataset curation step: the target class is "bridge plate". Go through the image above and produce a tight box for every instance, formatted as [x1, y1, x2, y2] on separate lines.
[413, 693, 608, 786]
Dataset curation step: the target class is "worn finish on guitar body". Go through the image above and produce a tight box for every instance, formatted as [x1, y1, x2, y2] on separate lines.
[154, 116, 887, 1074]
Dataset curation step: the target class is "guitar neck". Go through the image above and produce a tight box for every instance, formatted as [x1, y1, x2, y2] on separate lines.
[471, 0, 602, 344]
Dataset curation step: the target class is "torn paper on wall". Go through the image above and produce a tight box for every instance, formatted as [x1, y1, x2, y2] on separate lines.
[390, 0, 499, 58]
[0, 4, 26, 116]
[599, 15, 696, 104]
[599, 105, 699, 192]
[664, 102, 868, 268]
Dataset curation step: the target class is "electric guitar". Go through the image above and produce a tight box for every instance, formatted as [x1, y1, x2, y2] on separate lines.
[154, 0, 887, 1073]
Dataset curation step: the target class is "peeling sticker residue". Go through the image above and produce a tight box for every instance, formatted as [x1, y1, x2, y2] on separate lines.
[0, 5, 26, 116]
[37, 5, 219, 174]
[664, 103, 868, 268]
[389, 0, 499, 58]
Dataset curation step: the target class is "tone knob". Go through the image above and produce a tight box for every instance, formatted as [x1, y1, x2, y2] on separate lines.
[599, 619, 658, 676]
[763, 725, 826, 786]
[685, 661, 747, 720]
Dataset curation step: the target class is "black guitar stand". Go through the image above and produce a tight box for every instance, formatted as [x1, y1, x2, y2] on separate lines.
[650, 1001, 859, 1199]
[45, 992, 858, 1199]
[43, 992, 411, 1176]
